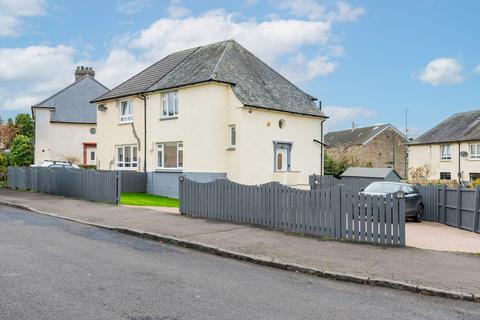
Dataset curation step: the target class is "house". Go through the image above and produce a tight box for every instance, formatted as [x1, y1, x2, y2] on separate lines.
[341, 167, 401, 183]
[32, 67, 109, 166]
[408, 110, 480, 183]
[324, 124, 409, 178]
[92, 40, 327, 198]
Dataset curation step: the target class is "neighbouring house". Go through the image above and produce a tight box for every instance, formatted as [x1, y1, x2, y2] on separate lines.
[341, 167, 401, 183]
[92, 40, 327, 198]
[324, 124, 409, 178]
[32, 67, 109, 166]
[408, 110, 480, 183]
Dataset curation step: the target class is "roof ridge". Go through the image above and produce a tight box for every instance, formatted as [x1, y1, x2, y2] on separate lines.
[146, 46, 201, 92]
[209, 40, 232, 80]
[32, 76, 106, 108]
[326, 123, 387, 134]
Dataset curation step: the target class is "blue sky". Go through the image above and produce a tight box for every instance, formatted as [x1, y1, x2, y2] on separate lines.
[0, 0, 479, 137]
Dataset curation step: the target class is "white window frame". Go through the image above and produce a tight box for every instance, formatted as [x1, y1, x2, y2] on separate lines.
[161, 91, 179, 119]
[440, 144, 451, 160]
[228, 125, 236, 148]
[156, 142, 183, 170]
[470, 143, 480, 160]
[116, 145, 138, 170]
[119, 100, 133, 123]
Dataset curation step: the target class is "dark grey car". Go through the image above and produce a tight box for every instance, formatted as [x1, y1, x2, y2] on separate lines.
[361, 182, 424, 222]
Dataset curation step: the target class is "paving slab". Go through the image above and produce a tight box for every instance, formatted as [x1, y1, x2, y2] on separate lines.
[1, 188, 479, 297]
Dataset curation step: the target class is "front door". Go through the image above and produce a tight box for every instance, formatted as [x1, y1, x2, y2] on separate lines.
[86, 147, 96, 166]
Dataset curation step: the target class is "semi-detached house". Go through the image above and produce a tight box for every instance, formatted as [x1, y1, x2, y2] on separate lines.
[92, 40, 327, 198]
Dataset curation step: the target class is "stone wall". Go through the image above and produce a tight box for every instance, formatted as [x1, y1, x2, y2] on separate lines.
[326, 127, 408, 178]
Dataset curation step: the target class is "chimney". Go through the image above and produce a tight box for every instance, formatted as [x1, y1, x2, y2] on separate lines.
[75, 66, 95, 81]
[351, 122, 356, 132]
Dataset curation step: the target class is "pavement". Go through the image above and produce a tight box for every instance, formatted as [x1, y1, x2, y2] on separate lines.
[3, 206, 479, 320]
[1, 188, 480, 303]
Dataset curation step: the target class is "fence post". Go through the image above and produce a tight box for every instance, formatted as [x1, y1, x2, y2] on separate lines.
[399, 195, 406, 246]
[474, 186, 479, 233]
[115, 171, 121, 205]
[337, 185, 344, 238]
[179, 175, 185, 214]
[442, 185, 447, 224]
[456, 184, 462, 228]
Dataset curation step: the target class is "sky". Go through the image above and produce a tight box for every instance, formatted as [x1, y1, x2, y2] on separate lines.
[0, 0, 479, 137]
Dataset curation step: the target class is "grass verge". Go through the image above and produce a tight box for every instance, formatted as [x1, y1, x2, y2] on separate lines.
[120, 192, 179, 207]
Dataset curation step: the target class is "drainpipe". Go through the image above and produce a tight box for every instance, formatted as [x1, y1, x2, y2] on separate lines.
[138, 94, 147, 173]
[458, 141, 462, 183]
[320, 120, 324, 175]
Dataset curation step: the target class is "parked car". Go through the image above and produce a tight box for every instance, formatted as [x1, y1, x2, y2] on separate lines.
[30, 160, 80, 169]
[361, 182, 424, 222]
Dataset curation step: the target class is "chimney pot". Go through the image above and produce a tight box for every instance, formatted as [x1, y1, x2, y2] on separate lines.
[74, 66, 95, 81]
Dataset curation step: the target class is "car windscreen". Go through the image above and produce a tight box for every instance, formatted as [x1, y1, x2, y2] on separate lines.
[363, 183, 400, 193]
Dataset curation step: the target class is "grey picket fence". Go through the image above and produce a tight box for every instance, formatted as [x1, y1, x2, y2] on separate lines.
[309, 175, 378, 192]
[119, 171, 147, 193]
[8, 166, 120, 204]
[417, 185, 480, 233]
[179, 177, 405, 245]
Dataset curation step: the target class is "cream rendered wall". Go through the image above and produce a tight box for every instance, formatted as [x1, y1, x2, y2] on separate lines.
[97, 82, 324, 186]
[34, 108, 96, 164]
[96, 98, 145, 170]
[409, 142, 480, 181]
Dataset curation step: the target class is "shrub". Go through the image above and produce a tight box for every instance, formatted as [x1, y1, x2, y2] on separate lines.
[10, 135, 33, 166]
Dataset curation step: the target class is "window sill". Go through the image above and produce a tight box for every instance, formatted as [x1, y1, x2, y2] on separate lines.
[160, 116, 178, 121]
[440, 159, 451, 162]
[469, 158, 480, 161]
[119, 121, 133, 125]
[226, 146, 236, 151]
[154, 168, 183, 173]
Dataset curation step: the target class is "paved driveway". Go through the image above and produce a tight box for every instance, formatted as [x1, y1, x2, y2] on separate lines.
[406, 221, 480, 253]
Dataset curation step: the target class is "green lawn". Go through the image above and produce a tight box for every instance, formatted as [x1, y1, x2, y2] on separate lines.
[120, 192, 179, 207]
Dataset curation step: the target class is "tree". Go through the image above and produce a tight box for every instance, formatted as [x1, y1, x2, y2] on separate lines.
[0, 152, 8, 182]
[14, 113, 34, 139]
[0, 120, 16, 149]
[10, 135, 33, 166]
[324, 152, 373, 178]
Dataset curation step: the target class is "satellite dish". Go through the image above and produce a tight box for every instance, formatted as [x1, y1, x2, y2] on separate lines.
[460, 151, 468, 158]
[97, 104, 107, 112]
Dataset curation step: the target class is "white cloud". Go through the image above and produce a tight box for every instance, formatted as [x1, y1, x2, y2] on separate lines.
[118, 0, 151, 15]
[418, 58, 464, 86]
[94, 49, 147, 89]
[474, 65, 480, 74]
[330, 1, 365, 22]
[280, 53, 336, 83]
[167, 0, 191, 18]
[278, 0, 326, 20]
[322, 106, 377, 132]
[0, 45, 77, 110]
[0, 0, 46, 36]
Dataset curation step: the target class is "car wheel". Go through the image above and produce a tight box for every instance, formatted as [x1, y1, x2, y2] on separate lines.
[414, 204, 424, 223]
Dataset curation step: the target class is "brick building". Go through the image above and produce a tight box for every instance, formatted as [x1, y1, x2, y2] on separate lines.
[324, 124, 409, 178]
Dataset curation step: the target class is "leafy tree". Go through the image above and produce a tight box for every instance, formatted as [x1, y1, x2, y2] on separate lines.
[324, 152, 372, 178]
[10, 135, 33, 166]
[0, 152, 8, 185]
[0, 121, 16, 149]
[14, 113, 34, 139]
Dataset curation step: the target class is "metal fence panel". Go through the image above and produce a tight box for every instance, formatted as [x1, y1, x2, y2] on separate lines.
[7, 166, 120, 204]
[179, 177, 405, 246]
[309, 175, 377, 192]
[119, 171, 147, 193]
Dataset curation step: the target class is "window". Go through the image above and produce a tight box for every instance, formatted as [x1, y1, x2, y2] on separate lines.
[440, 172, 451, 180]
[278, 119, 285, 129]
[116, 145, 138, 169]
[162, 91, 178, 118]
[229, 125, 236, 148]
[470, 144, 480, 160]
[120, 100, 133, 123]
[156, 142, 183, 169]
[274, 142, 291, 172]
[440, 144, 451, 160]
[470, 173, 480, 181]
[90, 151, 95, 161]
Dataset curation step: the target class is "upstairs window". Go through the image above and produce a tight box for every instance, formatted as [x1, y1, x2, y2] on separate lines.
[157, 142, 183, 169]
[470, 144, 480, 160]
[440, 144, 451, 160]
[274, 142, 292, 172]
[162, 91, 178, 118]
[229, 125, 236, 148]
[120, 100, 133, 123]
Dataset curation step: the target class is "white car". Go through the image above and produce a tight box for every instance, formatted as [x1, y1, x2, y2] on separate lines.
[30, 160, 80, 169]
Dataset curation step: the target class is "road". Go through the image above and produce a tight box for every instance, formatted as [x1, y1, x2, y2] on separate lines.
[0, 205, 478, 320]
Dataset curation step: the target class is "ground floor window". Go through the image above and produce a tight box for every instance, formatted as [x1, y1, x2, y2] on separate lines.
[470, 173, 480, 181]
[273, 142, 292, 172]
[156, 142, 183, 169]
[116, 145, 138, 169]
[440, 172, 451, 180]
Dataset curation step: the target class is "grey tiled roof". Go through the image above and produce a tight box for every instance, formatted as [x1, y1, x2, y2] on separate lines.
[93, 40, 325, 117]
[325, 124, 390, 146]
[341, 167, 401, 179]
[410, 110, 480, 145]
[33, 76, 109, 124]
